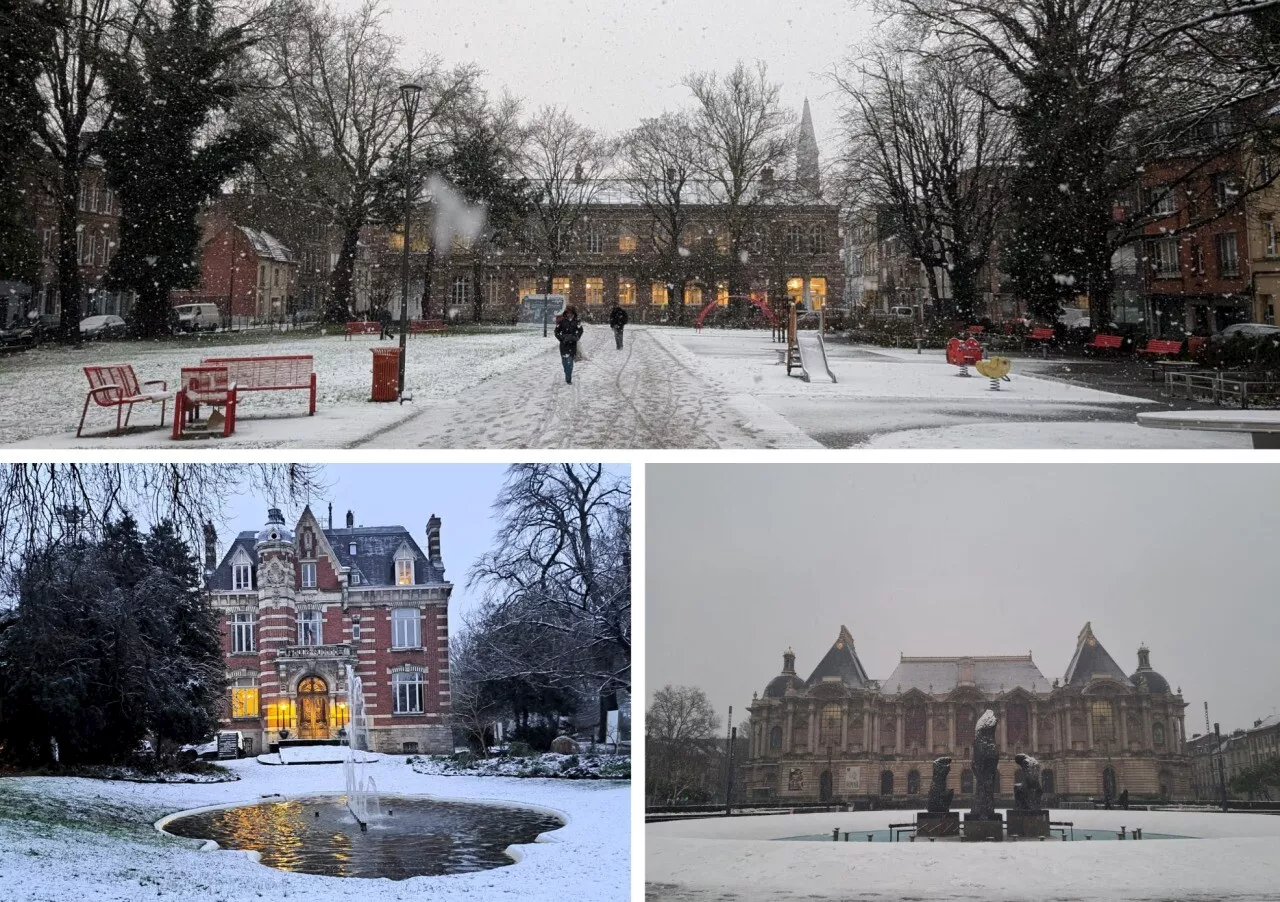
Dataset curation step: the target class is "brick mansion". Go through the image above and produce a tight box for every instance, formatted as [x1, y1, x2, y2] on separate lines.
[205, 506, 452, 756]
[746, 623, 1190, 804]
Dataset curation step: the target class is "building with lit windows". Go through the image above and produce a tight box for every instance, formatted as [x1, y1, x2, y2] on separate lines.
[745, 623, 1190, 804]
[204, 506, 452, 756]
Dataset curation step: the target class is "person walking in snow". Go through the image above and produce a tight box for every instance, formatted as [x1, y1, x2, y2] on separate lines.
[555, 306, 584, 384]
[609, 303, 628, 350]
[377, 304, 394, 339]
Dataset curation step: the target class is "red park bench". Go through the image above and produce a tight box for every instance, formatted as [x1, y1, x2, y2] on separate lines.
[408, 318, 447, 334]
[966, 324, 985, 336]
[1084, 333, 1124, 354]
[344, 320, 381, 339]
[1137, 338, 1184, 358]
[201, 355, 316, 415]
[1028, 326, 1055, 342]
[79, 364, 172, 437]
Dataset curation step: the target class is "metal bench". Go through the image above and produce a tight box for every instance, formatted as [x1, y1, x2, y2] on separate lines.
[344, 320, 381, 339]
[408, 318, 447, 334]
[173, 365, 237, 438]
[1137, 338, 1184, 358]
[890, 822, 917, 842]
[79, 364, 172, 437]
[200, 355, 316, 415]
[1050, 820, 1074, 841]
[1084, 333, 1123, 354]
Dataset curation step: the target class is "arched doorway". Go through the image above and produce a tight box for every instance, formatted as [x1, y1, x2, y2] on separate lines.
[298, 675, 329, 740]
[819, 770, 833, 802]
[880, 769, 895, 796]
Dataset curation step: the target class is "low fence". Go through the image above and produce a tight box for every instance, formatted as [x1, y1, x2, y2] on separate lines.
[1164, 370, 1280, 409]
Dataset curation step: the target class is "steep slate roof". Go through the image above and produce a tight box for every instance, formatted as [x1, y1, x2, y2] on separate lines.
[805, 625, 870, 689]
[880, 655, 1050, 696]
[1063, 622, 1133, 688]
[240, 226, 295, 264]
[207, 525, 445, 591]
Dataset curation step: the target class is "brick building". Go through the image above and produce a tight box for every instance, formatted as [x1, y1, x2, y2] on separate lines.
[1188, 714, 1280, 801]
[173, 222, 299, 324]
[205, 506, 452, 756]
[746, 623, 1190, 804]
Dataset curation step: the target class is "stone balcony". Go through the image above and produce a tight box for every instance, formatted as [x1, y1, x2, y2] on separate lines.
[275, 643, 356, 662]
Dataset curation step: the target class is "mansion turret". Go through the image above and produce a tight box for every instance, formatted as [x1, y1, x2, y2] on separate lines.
[746, 623, 1190, 803]
[206, 506, 451, 756]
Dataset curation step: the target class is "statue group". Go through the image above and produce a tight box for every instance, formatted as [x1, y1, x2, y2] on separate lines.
[919, 708, 1051, 842]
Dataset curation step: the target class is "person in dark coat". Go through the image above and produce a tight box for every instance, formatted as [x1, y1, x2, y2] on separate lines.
[377, 305, 393, 339]
[609, 303, 628, 349]
[1119, 789, 1129, 810]
[554, 306, 584, 384]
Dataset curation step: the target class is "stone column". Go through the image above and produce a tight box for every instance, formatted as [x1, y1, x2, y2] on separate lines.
[1118, 699, 1129, 752]
[785, 705, 794, 754]
[1085, 703, 1095, 750]
[926, 704, 934, 753]
[1031, 702, 1039, 751]
[895, 704, 904, 754]
[873, 708, 881, 752]
[948, 705, 956, 751]
[998, 702, 1008, 751]
[808, 700, 818, 752]
[841, 701, 849, 750]
[1065, 706, 1073, 750]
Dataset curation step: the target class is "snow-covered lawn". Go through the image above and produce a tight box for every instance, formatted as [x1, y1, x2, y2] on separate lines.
[412, 752, 631, 780]
[0, 755, 629, 901]
[648, 807, 1280, 901]
[0, 329, 550, 448]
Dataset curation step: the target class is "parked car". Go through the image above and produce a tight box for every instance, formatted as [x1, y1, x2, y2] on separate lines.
[174, 302, 221, 333]
[26, 312, 61, 342]
[1208, 322, 1280, 347]
[0, 322, 36, 352]
[79, 314, 128, 339]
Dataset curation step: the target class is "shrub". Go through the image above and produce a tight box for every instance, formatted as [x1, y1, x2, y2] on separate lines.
[450, 750, 477, 769]
[508, 741, 535, 758]
[560, 754, 579, 772]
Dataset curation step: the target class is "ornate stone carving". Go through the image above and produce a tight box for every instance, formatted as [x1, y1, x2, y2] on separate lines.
[927, 756, 954, 813]
[1013, 753, 1043, 811]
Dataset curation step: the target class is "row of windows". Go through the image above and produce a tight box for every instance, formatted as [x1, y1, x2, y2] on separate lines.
[515, 276, 829, 308]
[230, 556, 414, 591]
[1145, 174, 1243, 217]
[525, 224, 831, 256]
[1145, 233, 1240, 279]
[43, 229, 117, 268]
[230, 608, 422, 652]
[228, 671, 425, 718]
[78, 182, 116, 215]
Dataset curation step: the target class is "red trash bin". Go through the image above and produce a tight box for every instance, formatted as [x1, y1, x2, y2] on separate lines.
[371, 348, 400, 402]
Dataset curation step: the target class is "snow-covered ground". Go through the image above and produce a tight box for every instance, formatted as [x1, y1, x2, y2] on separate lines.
[0, 755, 629, 902]
[0, 325, 1250, 447]
[648, 807, 1280, 901]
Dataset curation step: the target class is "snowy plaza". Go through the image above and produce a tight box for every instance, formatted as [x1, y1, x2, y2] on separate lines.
[0, 755, 629, 902]
[646, 806, 1280, 902]
[0, 325, 1252, 449]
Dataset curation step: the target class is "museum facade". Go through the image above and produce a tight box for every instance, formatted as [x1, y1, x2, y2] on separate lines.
[745, 623, 1190, 803]
[205, 506, 452, 756]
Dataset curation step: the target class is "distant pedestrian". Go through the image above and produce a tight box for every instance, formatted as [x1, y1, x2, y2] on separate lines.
[555, 306, 584, 385]
[378, 305, 392, 340]
[609, 303, 628, 350]
[1119, 789, 1129, 810]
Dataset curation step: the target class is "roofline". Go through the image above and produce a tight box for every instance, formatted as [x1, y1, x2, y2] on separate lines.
[898, 655, 1036, 663]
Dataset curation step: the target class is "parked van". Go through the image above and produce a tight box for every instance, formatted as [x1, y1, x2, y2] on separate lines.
[887, 306, 915, 320]
[174, 302, 221, 333]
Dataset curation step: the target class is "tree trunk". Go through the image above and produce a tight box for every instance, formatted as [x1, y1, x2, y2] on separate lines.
[951, 261, 981, 324]
[56, 162, 82, 344]
[132, 278, 172, 339]
[420, 243, 435, 319]
[325, 213, 362, 323]
[471, 256, 484, 323]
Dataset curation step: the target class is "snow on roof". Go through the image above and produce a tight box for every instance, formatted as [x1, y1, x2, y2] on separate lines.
[880, 655, 1049, 696]
[238, 226, 296, 264]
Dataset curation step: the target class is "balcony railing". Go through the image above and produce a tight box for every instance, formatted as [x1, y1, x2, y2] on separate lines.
[276, 643, 356, 661]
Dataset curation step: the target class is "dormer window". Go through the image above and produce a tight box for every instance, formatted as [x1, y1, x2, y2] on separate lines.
[231, 550, 253, 591]
[396, 559, 413, 586]
[349, 542, 357, 555]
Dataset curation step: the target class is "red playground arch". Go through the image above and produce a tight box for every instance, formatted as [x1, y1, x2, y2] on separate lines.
[694, 294, 778, 331]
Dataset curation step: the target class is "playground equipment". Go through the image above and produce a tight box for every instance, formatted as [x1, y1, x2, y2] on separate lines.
[786, 303, 837, 383]
[945, 336, 983, 376]
[974, 356, 1013, 391]
[694, 294, 777, 332]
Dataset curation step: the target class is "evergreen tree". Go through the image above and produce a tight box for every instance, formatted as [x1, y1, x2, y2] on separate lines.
[0, 0, 55, 287]
[99, 0, 271, 338]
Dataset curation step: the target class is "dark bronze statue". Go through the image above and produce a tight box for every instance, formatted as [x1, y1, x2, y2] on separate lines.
[1014, 753, 1044, 811]
[971, 709, 999, 819]
[927, 756, 954, 813]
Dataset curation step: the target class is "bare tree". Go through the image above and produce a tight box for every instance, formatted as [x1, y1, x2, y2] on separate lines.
[646, 684, 721, 806]
[467, 464, 630, 742]
[521, 105, 613, 295]
[620, 111, 699, 322]
[258, 0, 476, 321]
[834, 48, 1013, 320]
[682, 61, 796, 305]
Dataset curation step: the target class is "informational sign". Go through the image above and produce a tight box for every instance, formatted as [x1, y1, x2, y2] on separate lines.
[844, 766, 862, 793]
[217, 732, 240, 760]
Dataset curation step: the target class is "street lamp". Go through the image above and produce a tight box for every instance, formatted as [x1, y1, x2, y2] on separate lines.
[397, 82, 422, 397]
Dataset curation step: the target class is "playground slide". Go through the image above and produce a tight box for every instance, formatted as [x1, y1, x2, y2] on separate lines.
[796, 331, 837, 383]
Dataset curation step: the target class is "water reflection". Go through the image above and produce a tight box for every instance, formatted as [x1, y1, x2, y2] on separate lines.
[164, 794, 564, 879]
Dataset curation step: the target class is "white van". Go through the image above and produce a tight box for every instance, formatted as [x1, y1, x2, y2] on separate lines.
[887, 306, 915, 320]
[174, 302, 221, 333]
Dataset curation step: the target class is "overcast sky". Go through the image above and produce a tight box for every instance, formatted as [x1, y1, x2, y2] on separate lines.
[647, 464, 1280, 739]
[334, 0, 872, 157]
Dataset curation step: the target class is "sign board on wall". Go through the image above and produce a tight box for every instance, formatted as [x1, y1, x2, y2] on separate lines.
[217, 732, 240, 760]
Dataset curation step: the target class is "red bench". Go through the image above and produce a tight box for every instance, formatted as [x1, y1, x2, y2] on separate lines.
[408, 318, 446, 334]
[1084, 333, 1124, 353]
[1028, 327, 1055, 341]
[1137, 339, 1184, 357]
[344, 320, 381, 338]
[201, 355, 316, 415]
[966, 325, 985, 335]
[173, 366, 237, 439]
[79, 364, 172, 437]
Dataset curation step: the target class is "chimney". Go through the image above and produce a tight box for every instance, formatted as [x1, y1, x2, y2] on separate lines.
[328, 502, 333, 530]
[426, 514, 442, 565]
[202, 521, 218, 572]
[346, 509, 354, 529]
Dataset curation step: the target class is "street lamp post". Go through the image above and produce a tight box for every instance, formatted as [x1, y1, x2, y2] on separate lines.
[397, 82, 422, 397]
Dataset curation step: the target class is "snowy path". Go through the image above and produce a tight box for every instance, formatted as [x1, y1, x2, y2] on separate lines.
[648, 808, 1280, 901]
[0, 757, 628, 902]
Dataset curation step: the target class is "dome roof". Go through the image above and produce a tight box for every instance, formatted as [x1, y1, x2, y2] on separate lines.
[1130, 669, 1171, 694]
[763, 674, 805, 699]
[255, 507, 294, 546]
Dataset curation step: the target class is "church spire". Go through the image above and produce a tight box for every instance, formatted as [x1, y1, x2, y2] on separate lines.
[797, 98, 820, 196]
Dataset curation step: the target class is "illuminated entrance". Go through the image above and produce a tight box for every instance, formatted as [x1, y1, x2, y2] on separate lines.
[298, 676, 330, 740]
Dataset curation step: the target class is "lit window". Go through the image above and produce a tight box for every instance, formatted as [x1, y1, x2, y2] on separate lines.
[392, 608, 421, 649]
[808, 277, 828, 310]
[651, 283, 669, 306]
[519, 277, 539, 300]
[392, 671, 424, 714]
[716, 282, 729, 307]
[585, 277, 604, 305]
[298, 610, 323, 646]
[230, 681, 259, 718]
[618, 278, 636, 306]
[683, 284, 703, 307]
[301, 562, 316, 588]
[396, 558, 413, 586]
[552, 276, 571, 298]
[233, 561, 253, 591]
[618, 233, 637, 254]
[232, 612, 255, 653]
